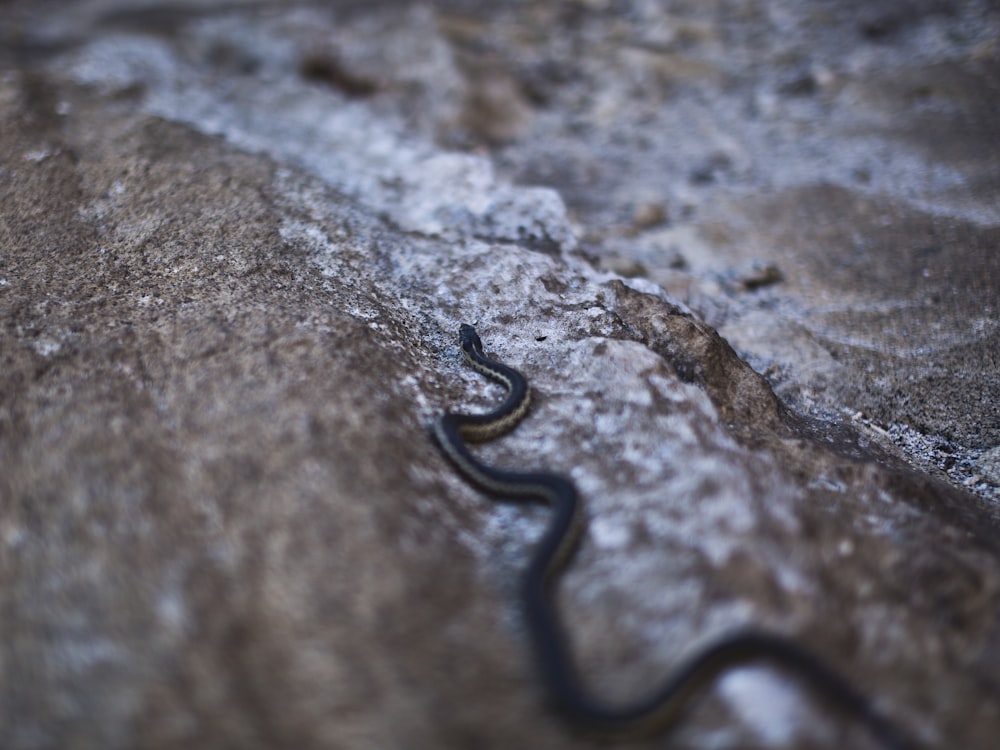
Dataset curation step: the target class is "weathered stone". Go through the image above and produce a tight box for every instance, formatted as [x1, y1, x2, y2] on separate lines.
[2, 3, 999, 750]
[437, 0, 1000, 497]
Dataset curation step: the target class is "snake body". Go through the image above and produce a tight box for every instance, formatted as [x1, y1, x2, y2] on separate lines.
[433, 324, 916, 748]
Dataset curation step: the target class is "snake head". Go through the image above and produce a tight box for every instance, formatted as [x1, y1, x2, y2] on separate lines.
[459, 324, 484, 355]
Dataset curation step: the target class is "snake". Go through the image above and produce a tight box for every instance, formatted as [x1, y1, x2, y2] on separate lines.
[433, 323, 918, 749]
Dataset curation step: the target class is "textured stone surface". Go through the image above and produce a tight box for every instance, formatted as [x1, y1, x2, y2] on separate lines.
[2, 2, 999, 750]
[436, 0, 1000, 495]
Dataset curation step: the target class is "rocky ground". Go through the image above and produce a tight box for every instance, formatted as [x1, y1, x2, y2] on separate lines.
[2, 2, 999, 749]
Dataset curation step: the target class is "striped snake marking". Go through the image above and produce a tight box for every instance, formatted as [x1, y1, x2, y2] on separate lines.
[433, 324, 917, 748]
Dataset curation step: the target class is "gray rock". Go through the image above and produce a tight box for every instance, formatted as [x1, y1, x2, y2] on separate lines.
[2, 2, 998, 749]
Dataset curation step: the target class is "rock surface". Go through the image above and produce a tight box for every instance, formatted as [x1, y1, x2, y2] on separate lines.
[1, 2, 999, 750]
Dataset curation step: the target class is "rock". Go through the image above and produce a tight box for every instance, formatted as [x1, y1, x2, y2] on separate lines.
[443, 0, 1000, 498]
[631, 202, 669, 230]
[2, 3, 999, 750]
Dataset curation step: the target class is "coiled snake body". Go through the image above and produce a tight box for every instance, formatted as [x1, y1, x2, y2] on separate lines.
[433, 324, 916, 748]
